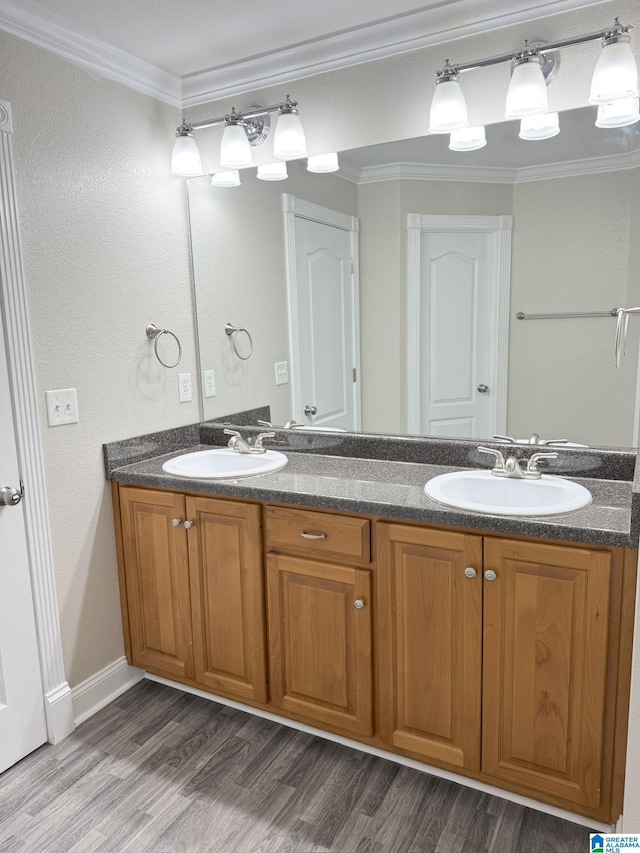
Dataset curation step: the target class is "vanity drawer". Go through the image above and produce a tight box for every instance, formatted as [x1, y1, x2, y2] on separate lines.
[265, 506, 371, 563]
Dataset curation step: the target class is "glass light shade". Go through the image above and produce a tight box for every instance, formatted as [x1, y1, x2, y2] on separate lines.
[596, 97, 640, 128]
[256, 162, 288, 181]
[273, 112, 307, 159]
[170, 133, 202, 176]
[505, 58, 548, 118]
[307, 152, 340, 172]
[220, 123, 252, 168]
[448, 125, 486, 151]
[590, 39, 639, 104]
[519, 111, 560, 140]
[211, 171, 241, 187]
[429, 78, 468, 133]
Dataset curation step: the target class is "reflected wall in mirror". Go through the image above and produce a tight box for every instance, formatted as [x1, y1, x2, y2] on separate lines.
[189, 106, 640, 448]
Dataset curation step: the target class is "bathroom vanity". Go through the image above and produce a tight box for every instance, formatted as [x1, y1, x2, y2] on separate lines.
[105, 424, 640, 825]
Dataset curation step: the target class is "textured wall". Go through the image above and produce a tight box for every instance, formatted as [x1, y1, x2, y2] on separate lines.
[0, 32, 192, 686]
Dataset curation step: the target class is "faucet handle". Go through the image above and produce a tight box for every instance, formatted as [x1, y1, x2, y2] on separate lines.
[257, 419, 273, 428]
[493, 434, 516, 444]
[524, 451, 558, 479]
[224, 428, 241, 441]
[477, 446, 507, 473]
[254, 431, 276, 451]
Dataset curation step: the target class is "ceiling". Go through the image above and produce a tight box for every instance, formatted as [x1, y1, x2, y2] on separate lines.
[0, 0, 608, 106]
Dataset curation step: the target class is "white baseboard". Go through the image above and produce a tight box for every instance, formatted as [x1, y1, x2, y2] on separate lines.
[72, 656, 144, 726]
[146, 672, 615, 834]
[44, 681, 75, 743]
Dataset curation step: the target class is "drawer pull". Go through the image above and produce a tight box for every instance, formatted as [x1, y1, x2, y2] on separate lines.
[300, 531, 327, 540]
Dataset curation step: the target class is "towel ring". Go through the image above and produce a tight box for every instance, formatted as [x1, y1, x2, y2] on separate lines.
[225, 322, 253, 360]
[146, 324, 182, 368]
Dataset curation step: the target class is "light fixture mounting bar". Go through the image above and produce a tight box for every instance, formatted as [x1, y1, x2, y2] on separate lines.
[441, 19, 633, 76]
[186, 97, 298, 132]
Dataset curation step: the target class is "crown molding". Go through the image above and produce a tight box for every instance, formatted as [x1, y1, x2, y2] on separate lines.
[0, 0, 181, 106]
[181, 0, 606, 106]
[0, 0, 606, 108]
[338, 148, 640, 185]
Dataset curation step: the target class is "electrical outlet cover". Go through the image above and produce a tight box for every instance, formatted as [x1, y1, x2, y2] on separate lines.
[202, 369, 216, 398]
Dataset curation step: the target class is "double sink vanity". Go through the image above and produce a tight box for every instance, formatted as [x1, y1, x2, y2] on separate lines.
[104, 419, 640, 826]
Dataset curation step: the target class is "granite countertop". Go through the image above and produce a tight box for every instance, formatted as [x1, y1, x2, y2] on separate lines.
[105, 430, 640, 548]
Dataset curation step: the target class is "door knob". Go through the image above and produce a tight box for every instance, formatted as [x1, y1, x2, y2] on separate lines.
[477, 384, 489, 393]
[304, 404, 317, 416]
[0, 481, 24, 506]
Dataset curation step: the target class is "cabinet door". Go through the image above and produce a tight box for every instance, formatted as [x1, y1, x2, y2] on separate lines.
[119, 486, 194, 679]
[482, 537, 611, 812]
[186, 497, 267, 703]
[267, 554, 373, 735]
[377, 522, 483, 771]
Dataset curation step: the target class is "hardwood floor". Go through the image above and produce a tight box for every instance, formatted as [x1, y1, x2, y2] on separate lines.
[0, 681, 595, 852]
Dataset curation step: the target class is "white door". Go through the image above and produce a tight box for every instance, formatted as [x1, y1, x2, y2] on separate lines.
[0, 316, 47, 772]
[287, 205, 360, 430]
[408, 215, 512, 439]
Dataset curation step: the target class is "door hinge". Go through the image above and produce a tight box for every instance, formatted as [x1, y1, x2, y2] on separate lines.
[350, 258, 355, 274]
[353, 367, 357, 382]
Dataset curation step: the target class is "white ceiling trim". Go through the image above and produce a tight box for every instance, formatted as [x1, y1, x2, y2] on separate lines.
[181, 0, 606, 106]
[0, 0, 606, 109]
[0, 0, 181, 106]
[338, 149, 640, 185]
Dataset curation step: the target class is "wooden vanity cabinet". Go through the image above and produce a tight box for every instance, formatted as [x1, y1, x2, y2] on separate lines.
[377, 521, 631, 820]
[114, 484, 634, 823]
[117, 486, 267, 703]
[265, 506, 374, 735]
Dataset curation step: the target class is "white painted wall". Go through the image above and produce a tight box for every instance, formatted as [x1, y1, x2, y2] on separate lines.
[0, 31, 192, 687]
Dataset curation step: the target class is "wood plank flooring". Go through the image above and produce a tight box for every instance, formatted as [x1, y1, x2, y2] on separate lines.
[0, 680, 595, 852]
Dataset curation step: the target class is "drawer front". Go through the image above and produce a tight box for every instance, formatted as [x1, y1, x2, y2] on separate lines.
[265, 506, 371, 563]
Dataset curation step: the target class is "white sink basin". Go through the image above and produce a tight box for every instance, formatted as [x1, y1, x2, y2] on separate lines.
[162, 448, 288, 479]
[424, 470, 592, 516]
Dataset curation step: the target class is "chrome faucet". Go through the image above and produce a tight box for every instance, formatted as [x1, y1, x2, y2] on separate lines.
[478, 446, 558, 480]
[224, 428, 275, 454]
[493, 433, 569, 446]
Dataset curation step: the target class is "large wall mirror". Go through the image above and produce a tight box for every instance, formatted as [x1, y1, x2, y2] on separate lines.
[188, 106, 640, 448]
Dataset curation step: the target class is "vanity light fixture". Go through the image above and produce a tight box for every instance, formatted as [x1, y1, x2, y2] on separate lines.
[449, 125, 487, 151]
[170, 95, 305, 176]
[519, 111, 560, 140]
[307, 152, 340, 172]
[595, 96, 640, 127]
[170, 121, 203, 176]
[211, 171, 241, 187]
[257, 162, 288, 181]
[430, 18, 638, 142]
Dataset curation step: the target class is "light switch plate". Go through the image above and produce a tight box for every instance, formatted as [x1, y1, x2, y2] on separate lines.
[275, 361, 289, 386]
[45, 388, 79, 426]
[202, 369, 216, 398]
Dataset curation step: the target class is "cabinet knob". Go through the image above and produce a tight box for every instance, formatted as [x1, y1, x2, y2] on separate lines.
[484, 569, 497, 582]
[354, 599, 365, 610]
[183, 520, 194, 529]
[464, 567, 477, 579]
[171, 518, 181, 527]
